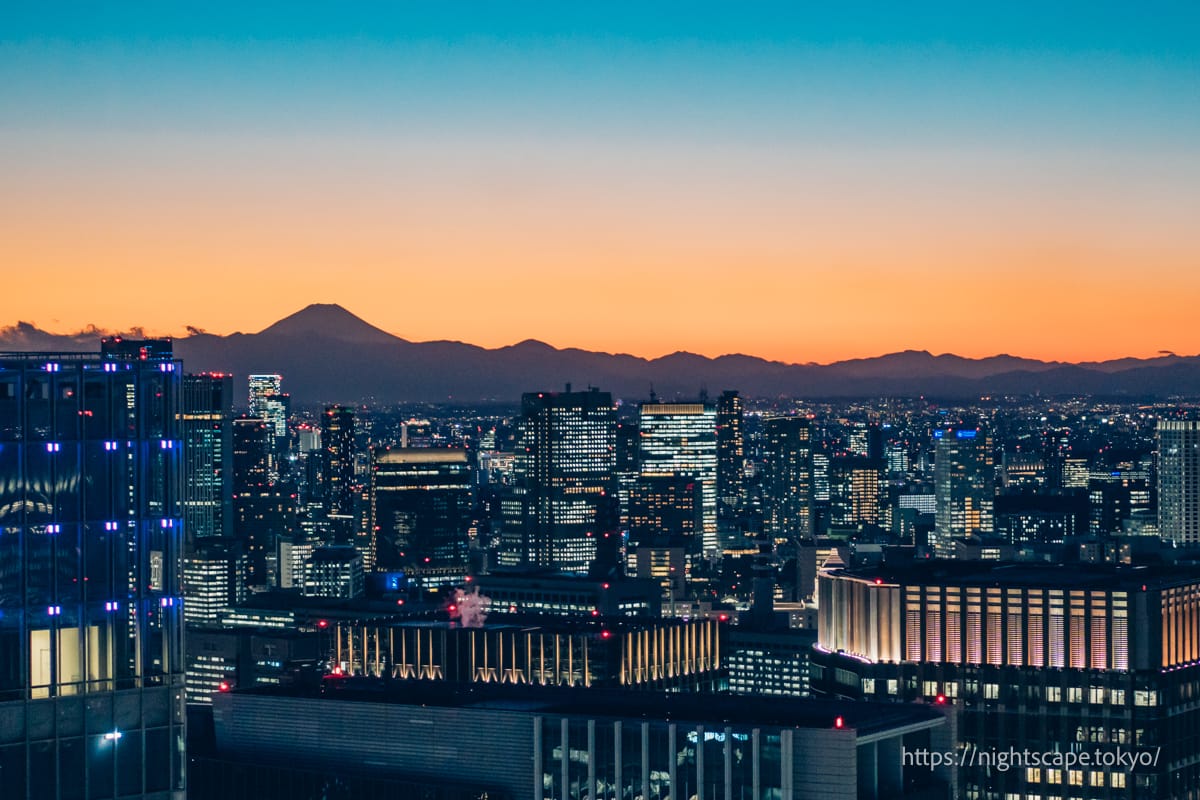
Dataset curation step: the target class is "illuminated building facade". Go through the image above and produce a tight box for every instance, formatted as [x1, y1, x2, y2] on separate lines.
[0, 344, 186, 799]
[1089, 471, 1152, 537]
[615, 420, 640, 529]
[1158, 420, 1200, 545]
[472, 572, 662, 618]
[727, 627, 818, 698]
[716, 390, 745, 517]
[829, 456, 881, 529]
[330, 616, 724, 692]
[369, 448, 471, 586]
[813, 562, 1200, 800]
[932, 428, 994, 557]
[183, 539, 247, 626]
[303, 546, 364, 599]
[246, 374, 282, 423]
[626, 539, 688, 599]
[180, 373, 233, 543]
[320, 405, 357, 518]
[638, 401, 718, 553]
[184, 626, 316, 707]
[763, 416, 813, 539]
[500, 388, 616, 571]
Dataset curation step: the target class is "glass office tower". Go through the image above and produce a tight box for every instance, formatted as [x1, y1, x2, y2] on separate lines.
[0, 341, 186, 799]
[638, 401, 718, 554]
[500, 388, 616, 571]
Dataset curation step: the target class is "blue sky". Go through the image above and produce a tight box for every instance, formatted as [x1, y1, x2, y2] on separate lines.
[2, 2, 1198, 361]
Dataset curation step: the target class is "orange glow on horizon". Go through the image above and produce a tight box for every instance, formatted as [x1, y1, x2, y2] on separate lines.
[2, 135, 1197, 365]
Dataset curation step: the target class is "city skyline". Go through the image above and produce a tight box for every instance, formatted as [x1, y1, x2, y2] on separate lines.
[3, 4, 1199, 363]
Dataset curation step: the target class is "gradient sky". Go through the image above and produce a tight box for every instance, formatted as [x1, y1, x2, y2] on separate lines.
[2, 3, 1198, 363]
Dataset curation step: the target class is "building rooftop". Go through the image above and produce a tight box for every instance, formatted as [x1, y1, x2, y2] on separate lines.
[233, 678, 943, 737]
[374, 447, 469, 464]
[390, 612, 712, 635]
[833, 560, 1200, 591]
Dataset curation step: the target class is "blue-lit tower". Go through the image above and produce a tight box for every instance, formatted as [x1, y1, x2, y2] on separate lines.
[0, 338, 186, 799]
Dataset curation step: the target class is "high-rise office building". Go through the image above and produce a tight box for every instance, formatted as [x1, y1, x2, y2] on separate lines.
[248, 374, 288, 457]
[0, 341, 186, 799]
[181, 373, 234, 543]
[614, 421, 640, 529]
[182, 539, 246, 626]
[370, 448, 472, 587]
[628, 474, 702, 543]
[811, 452, 831, 503]
[829, 456, 882, 529]
[716, 390, 745, 517]
[932, 428, 994, 557]
[1157, 419, 1200, 545]
[499, 388, 616, 571]
[303, 546, 364, 599]
[320, 405, 357, 519]
[232, 417, 273, 489]
[763, 416, 813, 539]
[247, 374, 281, 417]
[1089, 471, 1152, 537]
[232, 417, 294, 585]
[638, 401, 718, 553]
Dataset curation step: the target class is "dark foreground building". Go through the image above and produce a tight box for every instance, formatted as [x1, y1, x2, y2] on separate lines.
[199, 679, 950, 800]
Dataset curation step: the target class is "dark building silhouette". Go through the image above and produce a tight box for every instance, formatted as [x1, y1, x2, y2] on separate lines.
[320, 405, 357, 518]
[232, 417, 294, 585]
[370, 448, 472, 588]
[629, 474, 702, 543]
[716, 389, 745, 517]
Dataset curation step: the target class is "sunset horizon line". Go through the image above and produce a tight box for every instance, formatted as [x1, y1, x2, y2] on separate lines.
[2, 304, 1194, 368]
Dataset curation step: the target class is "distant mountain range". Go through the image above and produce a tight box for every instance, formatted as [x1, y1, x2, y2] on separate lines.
[3, 304, 1199, 404]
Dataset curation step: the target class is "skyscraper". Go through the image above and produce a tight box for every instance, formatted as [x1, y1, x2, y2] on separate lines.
[638, 400, 718, 553]
[370, 448, 472, 587]
[499, 388, 615, 571]
[181, 373, 234, 543]
[247, 374, 288, 456]
[932, 427, 995, 557]
[828, 456, 881, 529]
[1157, 419, 1200, 545]
[0, 341, 186, 799]
[762, 416, 813, 539]
[320, 405, 357, 519]
[182, 539, 246, 625]
[628, 474, 702, 542]
[716, 390, 745, 518]
[232, 417, 294, 584]
[247, 373, 281, 417]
